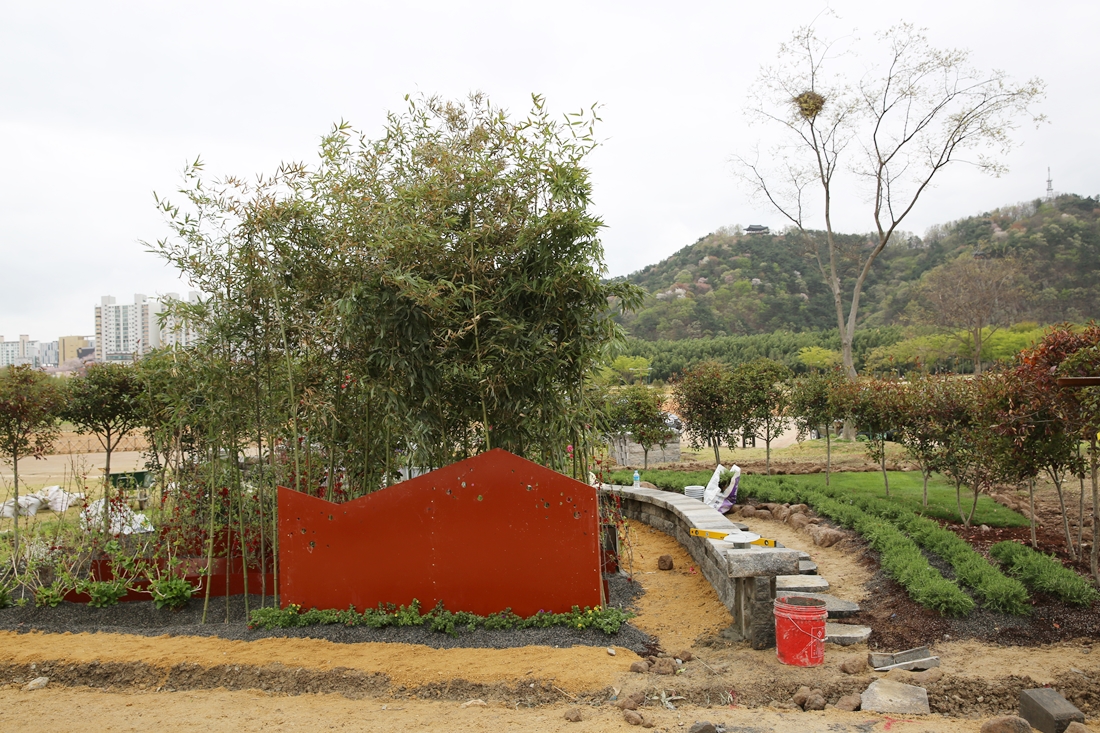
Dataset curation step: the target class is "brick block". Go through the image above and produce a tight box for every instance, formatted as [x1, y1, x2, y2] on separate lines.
[1019, 688, 1085, 733]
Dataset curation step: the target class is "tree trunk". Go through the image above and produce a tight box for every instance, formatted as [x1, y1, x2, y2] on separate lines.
[1029, 478, 1037, 548]
[712, 438, 720, 466]
[1079, 469, 1086, 561]
[973, 328, 983, 376]
[956, 480, 964, 525]
[880, 450, 890, 497]
[825, 427, 831, 486]
[1049, 470, 1076, 560]
[102, 430, 113, 535]
[643, 448, 649, 470]
[11, 453, 19, 563]
[1090, 438, 1098, 585]
[966, 485, 979, 528]
[765, 438, 771, 474]
[922, 468, 929, 508]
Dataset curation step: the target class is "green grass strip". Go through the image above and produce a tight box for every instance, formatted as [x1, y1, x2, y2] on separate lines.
[796, 483, 1031, 615]
[989, 541, 1100, 607]
[248, 599, 634, 636]
[874, 508, 1030, 614]
[742, 477, 975, 616]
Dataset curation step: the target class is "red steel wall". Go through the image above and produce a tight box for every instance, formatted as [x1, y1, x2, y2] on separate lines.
[278, 449, 602, 616]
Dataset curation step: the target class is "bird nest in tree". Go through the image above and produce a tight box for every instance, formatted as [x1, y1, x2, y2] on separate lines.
[792, 90, 826, 120]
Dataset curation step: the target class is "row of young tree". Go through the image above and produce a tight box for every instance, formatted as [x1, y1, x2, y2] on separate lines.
[658, 325, 1100, 582]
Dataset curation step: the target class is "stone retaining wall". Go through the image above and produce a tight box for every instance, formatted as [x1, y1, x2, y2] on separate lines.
[601, 485, 800, 649]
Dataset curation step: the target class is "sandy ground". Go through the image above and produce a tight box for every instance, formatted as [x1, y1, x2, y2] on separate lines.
[3, 517, 1096, 731]
[0, 686, 989, 732]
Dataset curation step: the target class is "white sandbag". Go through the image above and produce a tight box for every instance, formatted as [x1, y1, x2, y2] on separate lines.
[36, 486, 84, 512]
[79, 498, 154, 535]
[701, 464, 725, 506]
[0, 495, 45, 518]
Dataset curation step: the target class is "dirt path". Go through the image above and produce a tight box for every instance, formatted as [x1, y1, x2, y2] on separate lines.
[0, 686, 990, 732]
[620, 522, 731, 652]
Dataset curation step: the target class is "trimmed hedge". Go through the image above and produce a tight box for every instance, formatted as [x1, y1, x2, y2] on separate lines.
[777, 480, 1031, 615]
[990, 541, 1100, 607]
[877, 508, 1030, 614]
[742, 477, 976, 616]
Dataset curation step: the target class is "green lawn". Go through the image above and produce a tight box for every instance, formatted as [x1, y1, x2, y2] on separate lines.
[763, 472, 1029, 528]
[610, 467, 1029, 529]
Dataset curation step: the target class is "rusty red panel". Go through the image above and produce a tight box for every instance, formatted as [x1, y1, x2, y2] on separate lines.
[278, 448, 602, 617]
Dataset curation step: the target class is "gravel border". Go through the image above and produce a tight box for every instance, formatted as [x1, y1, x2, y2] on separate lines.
[0, 573, 653, 654]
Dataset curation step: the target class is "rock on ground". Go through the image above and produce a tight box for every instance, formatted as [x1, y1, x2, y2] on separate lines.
[860, 679, 930, 715]
[629, 661, 649, 673]
[651, 658, 677, 675]
[688, 723, 717, 733]
[839, 655, 868, 675]
[563, 707, 583, 722]
[623, 709, 644, 726]
[657, 554, 674, 571]
[835, 694, 861, 712]
[1065, 723, 1094, 733]
[24, 677, 49, 691]
[979, 716, 1033, 733]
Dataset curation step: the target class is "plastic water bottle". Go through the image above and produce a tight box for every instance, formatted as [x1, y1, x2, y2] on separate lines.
[633, 470, 640, 488]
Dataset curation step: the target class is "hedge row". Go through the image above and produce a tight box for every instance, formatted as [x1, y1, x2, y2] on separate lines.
[990, 542, 1100, 607]
[875, 508, 1031, 614]
[795, 484, 1032, 615]
[742, 478, 975, 616]
[248, 599, 634, 636]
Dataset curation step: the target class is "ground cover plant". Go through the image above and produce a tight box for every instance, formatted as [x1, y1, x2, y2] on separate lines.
[606, 469, 715, 493]
[742, 476, 975, 615]
[248, 600, 633, 637]
[782, 471, 1029, 528]
[826, 494, 1031, 614]
[990, 541, 1100, 606]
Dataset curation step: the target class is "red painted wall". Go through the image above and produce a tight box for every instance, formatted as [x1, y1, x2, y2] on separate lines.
[278, 449, 602, 616]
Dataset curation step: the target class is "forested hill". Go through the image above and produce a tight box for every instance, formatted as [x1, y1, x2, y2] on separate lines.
[615, 194, 1100, 341]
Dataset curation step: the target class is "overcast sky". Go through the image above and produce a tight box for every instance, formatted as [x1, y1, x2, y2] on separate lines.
[2, 0, 1096, 341]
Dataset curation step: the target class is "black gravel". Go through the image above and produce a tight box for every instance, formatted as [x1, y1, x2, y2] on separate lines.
[0, 573, 654, 654]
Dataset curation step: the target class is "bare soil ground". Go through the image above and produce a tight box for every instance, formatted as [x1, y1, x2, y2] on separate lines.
[2, 516, 1098, 730]
[3, 442, 1099, 730]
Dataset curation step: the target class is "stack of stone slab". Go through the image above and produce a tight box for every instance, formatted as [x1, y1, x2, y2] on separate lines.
[602, 485, 871, 649]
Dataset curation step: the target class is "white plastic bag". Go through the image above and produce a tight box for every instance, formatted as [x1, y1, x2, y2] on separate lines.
[701, 464, 725, 506]
[35, 486, 85, 512]
[707, 465, 741, 512]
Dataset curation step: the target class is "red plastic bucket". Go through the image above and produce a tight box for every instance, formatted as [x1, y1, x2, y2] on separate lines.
[774, 595, 827, 666]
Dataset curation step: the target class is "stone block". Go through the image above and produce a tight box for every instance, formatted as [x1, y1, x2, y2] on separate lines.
[870, 647, 939, 671]
[826, 623, 872, 646]
[776, 574, 830, 592]
[860, 679, 930, 715]
[724, 547, 800, 578]
[799, 560, 818, 574]
[1019, 688, 1085, 733]
[782, 592, 859, 618]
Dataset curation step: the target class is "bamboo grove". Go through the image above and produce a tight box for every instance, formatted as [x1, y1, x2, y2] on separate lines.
[0, 95, 642, 610]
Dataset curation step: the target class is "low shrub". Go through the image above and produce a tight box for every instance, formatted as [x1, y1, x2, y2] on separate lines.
[249, 600, 634, 636]
[877, 508, 1030, 614]
[81, 579, 129, 608]
[606, 469, 714, 493]
[742, 477, 976, 616]
[147, 577, 197, 610]
[34, 582, 66, 608]
[990, 541, 1100, 606]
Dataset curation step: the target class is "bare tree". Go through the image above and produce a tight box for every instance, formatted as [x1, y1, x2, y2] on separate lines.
[911, 254, 1026, 374]
[737, 20, 1044, 378]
